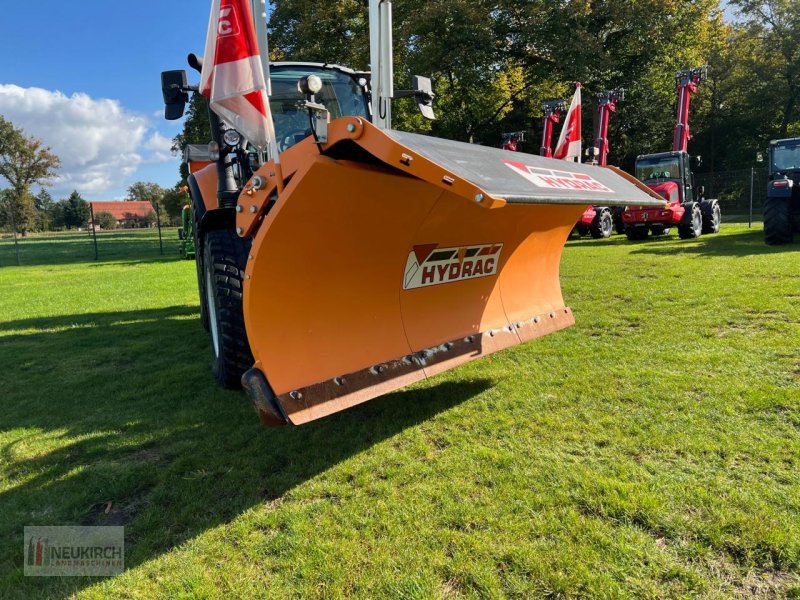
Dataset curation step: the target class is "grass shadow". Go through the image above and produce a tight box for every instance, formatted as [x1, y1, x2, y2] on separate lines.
[0, 306, 492, 597]
[566, 227, 800, 258]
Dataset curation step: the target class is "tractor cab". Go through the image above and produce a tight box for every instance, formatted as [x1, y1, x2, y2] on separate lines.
[769, 138, 800, 183]
[268, 63, 370, 151]
[634, 150, 696, 204]
[764, 137, 800, 244]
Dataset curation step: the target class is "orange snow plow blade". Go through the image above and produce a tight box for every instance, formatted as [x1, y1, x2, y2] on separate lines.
[237, 117, 663, 425]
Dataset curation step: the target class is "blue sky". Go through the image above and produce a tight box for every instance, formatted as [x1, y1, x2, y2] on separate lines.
[0, 1, 222, 199]
[0, 1, 737, 200]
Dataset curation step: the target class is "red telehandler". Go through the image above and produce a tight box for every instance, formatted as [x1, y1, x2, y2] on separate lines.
[574, 89, 626, 238]
[539, 100, 566, 158]
[622, 67, 722, 240]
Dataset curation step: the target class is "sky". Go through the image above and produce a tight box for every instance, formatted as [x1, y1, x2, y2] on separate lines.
[0, 1, 739, 201]
[0, 1, 219, 200]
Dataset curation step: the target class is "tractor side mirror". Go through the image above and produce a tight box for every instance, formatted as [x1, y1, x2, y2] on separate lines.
[161, 70, 189, 120]
[392, 77, 436, 120]
[412, 76, 435, 120]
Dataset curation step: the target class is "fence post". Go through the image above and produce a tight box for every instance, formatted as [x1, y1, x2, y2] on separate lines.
[748, 167, 754, 228]
[155, 202, 164, 255]
[89, 203, 99, 260]
[8, 198, 21, 266]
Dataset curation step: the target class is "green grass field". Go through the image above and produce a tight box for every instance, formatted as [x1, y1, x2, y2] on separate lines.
[1, 226, 798, 599]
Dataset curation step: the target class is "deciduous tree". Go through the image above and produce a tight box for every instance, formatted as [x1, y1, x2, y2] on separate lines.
[0, 116, 60, 235]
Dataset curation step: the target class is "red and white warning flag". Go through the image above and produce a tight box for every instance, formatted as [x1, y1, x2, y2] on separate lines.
[199, 0, 272, 150]
[554, 83, 582, 162]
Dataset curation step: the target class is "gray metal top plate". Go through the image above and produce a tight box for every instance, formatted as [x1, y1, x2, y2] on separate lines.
[387, 130, 663, 207]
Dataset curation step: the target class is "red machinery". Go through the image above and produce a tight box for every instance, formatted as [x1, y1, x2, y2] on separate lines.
[622, 67, 722, 240]
[501, 130, 526, 152]
[539, 100, 566, 158]
[575, 89, 625, 238]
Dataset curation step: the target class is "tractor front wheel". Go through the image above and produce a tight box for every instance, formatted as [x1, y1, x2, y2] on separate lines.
[678, 203, 703, 239]
[203, 229, 254, 389]
[701, 199, 722, 234]
[590, 208, 614, 239]
[764, 197, 793, 245]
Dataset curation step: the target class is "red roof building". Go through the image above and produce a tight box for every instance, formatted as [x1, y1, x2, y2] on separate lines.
[89, 201, 154, 225]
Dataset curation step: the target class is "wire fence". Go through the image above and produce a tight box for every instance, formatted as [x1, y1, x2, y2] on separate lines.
[694, 167, 768, 224]
[0, 226, 181, 268]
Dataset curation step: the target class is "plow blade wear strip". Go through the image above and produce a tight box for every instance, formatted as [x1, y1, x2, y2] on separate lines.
[240, 118, 662, 425]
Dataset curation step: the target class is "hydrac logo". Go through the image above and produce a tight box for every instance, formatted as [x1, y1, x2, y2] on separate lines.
[403, 243, 502, 290]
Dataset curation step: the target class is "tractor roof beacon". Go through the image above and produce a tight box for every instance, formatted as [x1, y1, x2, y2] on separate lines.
[160, 0, 663, 427]
[623, 66, 722, 241]
[764, 137, 800, 245]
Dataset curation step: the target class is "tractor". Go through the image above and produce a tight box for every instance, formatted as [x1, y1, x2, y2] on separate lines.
[501, 130, 526, 152]
[161, 0, 663, 426]
[622, 67, 722, 240]
[764, 137, 800, 244]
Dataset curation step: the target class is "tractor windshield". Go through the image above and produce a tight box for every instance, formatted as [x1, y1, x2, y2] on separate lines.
[771, 139, 800, 173]
[269, 66, 368, 151]
[635, 156, 681, 182]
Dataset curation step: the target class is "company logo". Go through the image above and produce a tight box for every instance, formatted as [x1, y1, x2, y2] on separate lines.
[217, 1, 242, 37]
[503, 160, 614, 193]
[403, 243, 502, 290]
[24, 526, 124, 577]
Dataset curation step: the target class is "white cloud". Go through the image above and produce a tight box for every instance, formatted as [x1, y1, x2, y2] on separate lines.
[143, 132, 176, 163]
[0, 85, 179, 197]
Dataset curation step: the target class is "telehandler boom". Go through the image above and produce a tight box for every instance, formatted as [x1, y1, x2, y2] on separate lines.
[575, 89, 625, 238]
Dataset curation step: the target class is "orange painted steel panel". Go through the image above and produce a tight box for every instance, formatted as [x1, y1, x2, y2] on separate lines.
[244, 158, 443, 403]
[238, 118, 661, 425]
[192, 163, 219, 211]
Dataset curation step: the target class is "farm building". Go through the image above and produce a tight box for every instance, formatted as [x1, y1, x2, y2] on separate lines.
[89, 201, 155, 228]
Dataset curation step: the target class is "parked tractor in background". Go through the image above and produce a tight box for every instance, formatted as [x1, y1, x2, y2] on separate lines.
[176, 186, 196, 259]
[501, 130, 526, 152]
[623, 67, 722, 240]
[575, 89, 625, 238]
[764, 137, 800, 245]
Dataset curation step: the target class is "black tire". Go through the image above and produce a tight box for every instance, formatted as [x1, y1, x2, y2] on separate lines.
[576, 225, 590, 237]
[763, 197, 793, 245]
[203, 229, 254, 389]
[590, 208, 614, 239]
[701, 199, 722, 234]
[625, 226, 649, 241]
[678, 202, 703, 239]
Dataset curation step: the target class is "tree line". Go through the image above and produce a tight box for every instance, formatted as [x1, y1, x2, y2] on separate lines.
[0, 115, 191, 234]
[263, 0, 797, 171]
